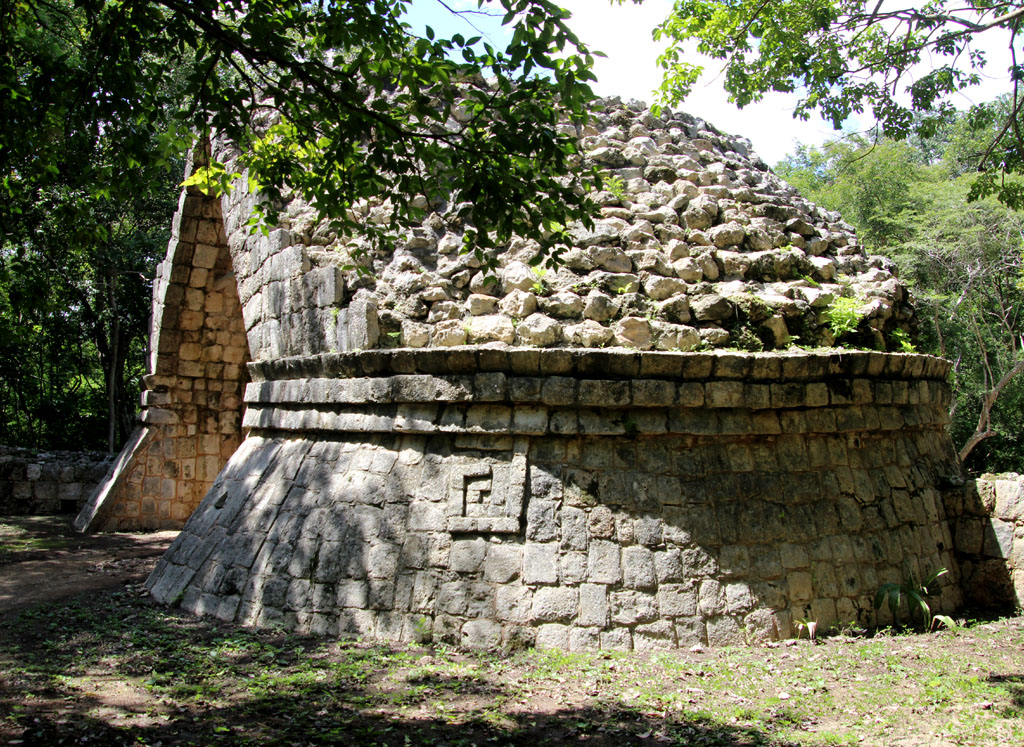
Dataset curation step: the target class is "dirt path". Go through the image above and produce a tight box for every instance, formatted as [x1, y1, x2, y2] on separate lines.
[0, 516, 176, 614]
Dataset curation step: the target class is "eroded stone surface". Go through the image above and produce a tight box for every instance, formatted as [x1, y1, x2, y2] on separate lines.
[951, 473, 1024, 610]
[82, 96, 969, 649]
[147, 349, 963, 649]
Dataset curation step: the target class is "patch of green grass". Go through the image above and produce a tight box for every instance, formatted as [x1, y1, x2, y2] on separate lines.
[0, 522, 70, 556]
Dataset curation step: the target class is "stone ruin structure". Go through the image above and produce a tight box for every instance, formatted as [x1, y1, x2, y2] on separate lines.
[1, 446, 113, 516]
[76, 97, 974, 650]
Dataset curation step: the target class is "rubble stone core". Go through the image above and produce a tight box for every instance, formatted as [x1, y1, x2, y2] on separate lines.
[85, 97, 970, 646]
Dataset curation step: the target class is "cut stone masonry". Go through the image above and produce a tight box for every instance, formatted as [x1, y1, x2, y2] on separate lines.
[79, 96, 975, 649]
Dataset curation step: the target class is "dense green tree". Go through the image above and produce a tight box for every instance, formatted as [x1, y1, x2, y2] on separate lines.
[2, 0, 601, 257]
[891, 180, 1024, 470]
[0, 157, 178, 451]
[1, 0, 604, 451]
[776, 137, 924, 248]
[638, 0, 1024, 208]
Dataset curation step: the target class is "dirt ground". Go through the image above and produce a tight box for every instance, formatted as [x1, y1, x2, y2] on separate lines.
[1, 515, 1022, 746]
[0, 516, 176, 614]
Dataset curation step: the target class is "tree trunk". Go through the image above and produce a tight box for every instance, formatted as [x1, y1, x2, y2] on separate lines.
[959, 353, 1024, 464]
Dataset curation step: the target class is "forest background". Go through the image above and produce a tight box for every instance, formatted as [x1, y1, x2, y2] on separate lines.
[1, 0, 1022, 476]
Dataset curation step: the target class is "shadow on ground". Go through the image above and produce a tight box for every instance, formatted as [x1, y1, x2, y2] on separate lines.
[12, 699, 798, 747]
[1, 588, 800, 747]
[0, 515, 176, 613]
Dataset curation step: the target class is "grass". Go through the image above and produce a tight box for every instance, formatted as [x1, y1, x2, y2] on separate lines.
[0, 520, 70, 559]
[1, 587, 1023, 746]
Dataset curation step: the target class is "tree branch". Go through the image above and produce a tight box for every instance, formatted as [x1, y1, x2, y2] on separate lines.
[959, 333, 1024, 463]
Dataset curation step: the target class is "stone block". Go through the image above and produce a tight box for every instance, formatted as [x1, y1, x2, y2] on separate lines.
[579, 380, 630, 407]
[632, 379, 676, 407]
[526, 499, 560, 542]
[568, 626, 602, 652]
[495, 585, 533, 623]
[697, 579, 725, 615]
[531, 587, 579, 622]
[449, 538, 488, 573]
[464, 405, 512, 433]
[622, 546, 656, 589]
[611, 590, 658, 624]
[705, 381, 744, 408]
[655, 549, 684, 583]
[509, 377, 544, 402]
[461, 620, 503, 650]
[633, 621, 677, 652]
[474, 372, 507, 401]
[588, 506, 615, 538]
[523, 543, 558, 584]
[724, 582, 755, 614]
[512, 406, 548, 435]
[634, 516, 664, 546]
[535, 623, 570, 649]
[994, 478, 1024, 521]
[555, 552, 584, 585]
[705, 615, 744, 647]
[408, 502, 446, 532]
[577, 583, 608, 627]
[560, 506, 589, 551]
[674, 619, 706, 648]
[541, 377, 576, 406]
[809, 597, 838, 627]
[600, 628, 633, 651]
[484, 544, 521, 583]
[587, 540, 621, 584]
[983, 519, 1015, 559]
[657, 583, 697, 617]
[677, 382, 705, 407]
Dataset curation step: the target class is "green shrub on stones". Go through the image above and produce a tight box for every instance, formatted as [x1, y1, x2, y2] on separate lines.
[730, 326, 764, 352]
[825, 296, 864, 342]
[531, 266, 548, 295]
[889, 327, 916, 353]
[730, 293, 774, 323]
[603, 174, 627, 202]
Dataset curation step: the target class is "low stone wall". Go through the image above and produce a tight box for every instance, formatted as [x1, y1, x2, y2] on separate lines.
[147, 348, 963, 651]
[950, 474, 1024, 610]
[0, 446, 113, 515]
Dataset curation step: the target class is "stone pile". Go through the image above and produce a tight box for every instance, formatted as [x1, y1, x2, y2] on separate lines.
[221, 97, 912, 364]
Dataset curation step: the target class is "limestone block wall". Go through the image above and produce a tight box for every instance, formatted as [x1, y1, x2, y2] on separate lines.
[147, 348, 963, 650]
[0, 447, 113, 515]
[75, 185, 251, 532]
[949, 474, 1024, 610]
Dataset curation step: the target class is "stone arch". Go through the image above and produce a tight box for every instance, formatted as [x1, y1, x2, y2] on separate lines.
[76, 183, 251, 531]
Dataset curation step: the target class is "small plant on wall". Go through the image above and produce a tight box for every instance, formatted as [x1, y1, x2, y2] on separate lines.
[825, 296, 864, 344]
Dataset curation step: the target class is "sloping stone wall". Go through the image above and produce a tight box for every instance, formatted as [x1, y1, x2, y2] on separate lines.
[0, 447, 112, 515]
[147, 348, 962, 650]
[950, 474, 1024, 610]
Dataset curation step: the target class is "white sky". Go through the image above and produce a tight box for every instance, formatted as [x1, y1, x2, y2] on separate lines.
[404, 0, 1015, 165]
